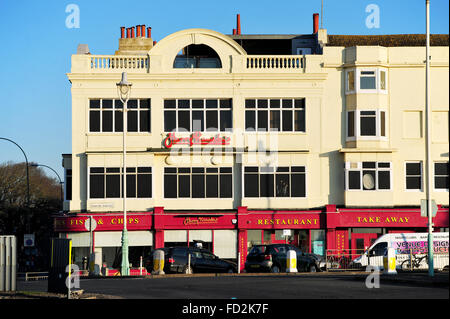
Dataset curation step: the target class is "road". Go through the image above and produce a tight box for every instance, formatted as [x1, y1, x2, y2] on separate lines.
[17, 273, 448, 299]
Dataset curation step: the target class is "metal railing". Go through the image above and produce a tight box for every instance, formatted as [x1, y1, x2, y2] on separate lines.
[325, 249, 449, 272]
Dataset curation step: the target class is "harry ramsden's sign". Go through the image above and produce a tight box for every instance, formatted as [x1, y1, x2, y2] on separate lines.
[183, 217, 219, 226]
[163, 132, 231, 149]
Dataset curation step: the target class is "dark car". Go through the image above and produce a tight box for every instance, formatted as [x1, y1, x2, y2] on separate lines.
[245, 244, 320, 273]
[145, 247, 237, 274]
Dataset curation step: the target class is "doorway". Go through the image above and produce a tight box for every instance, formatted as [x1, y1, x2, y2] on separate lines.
[351, 233, 378, 255]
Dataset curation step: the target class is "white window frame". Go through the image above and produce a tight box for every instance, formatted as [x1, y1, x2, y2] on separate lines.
[434, 161, 449, 192]
[345, 162, 392, 191]
[346, 109, 387, 141]
[242, 166, 307, 199]
[162, 166, 234, 199]
[163, 98, 232, 133]
[405, 161, 423, 192]
[346, 68, 388, 95]
[87, 166, 153, 200]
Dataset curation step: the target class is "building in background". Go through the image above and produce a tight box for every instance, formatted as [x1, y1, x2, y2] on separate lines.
[59, 14, 449, 271]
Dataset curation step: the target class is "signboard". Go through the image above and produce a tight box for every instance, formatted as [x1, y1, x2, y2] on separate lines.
[24, 234, 35, 247]
[54, 213, 152, 232]
[163, 132, 231, 149]
[282, 229, 291, 237]
[420, 199, 438, 217]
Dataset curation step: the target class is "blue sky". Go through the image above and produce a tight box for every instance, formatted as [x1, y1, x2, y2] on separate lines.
[0, 0, 448, 182]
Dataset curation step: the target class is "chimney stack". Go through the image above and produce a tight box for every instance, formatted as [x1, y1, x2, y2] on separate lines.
[237, 14, 241, 35]
[313, 13, 319, 33]
[116, 25, 154, 55]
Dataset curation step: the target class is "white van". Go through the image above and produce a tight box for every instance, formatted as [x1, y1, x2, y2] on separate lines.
[352, 232, 449, 270]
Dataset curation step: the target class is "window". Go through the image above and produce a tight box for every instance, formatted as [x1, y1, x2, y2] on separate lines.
[347, 110, 386, 139]
[164, 167, 232, 199]
[346, 162, 391, 191]
[405, 162, 422, 191]
[434, 162, 449, 191]
[173, 44, 222, 68]
[245, 98, 305, 132]
[65, 169, 72, 201]
[89, 99, 151, 133]
[164, 99, 232, 132]
[360, 70, 376, 90]
[244, 166, 306, 198]
[89, 167, 152, 199]
[346, 68, 388, 94]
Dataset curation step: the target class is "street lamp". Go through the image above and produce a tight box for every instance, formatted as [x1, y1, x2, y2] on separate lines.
[30, 164, 63, 204]
[116, 72, 132, 276]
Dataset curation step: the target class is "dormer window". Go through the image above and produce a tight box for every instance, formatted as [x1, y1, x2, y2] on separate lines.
[173, 44, 222, 68]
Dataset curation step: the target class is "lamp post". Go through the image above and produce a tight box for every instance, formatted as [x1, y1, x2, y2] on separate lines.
[30, 164, 63, 204]
[425, 0, 434, 277]
[116, 72, 132, 276]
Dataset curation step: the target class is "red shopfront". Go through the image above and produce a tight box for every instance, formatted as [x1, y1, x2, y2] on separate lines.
[236, 206, 326, 271]
[326, 205, 449, 254]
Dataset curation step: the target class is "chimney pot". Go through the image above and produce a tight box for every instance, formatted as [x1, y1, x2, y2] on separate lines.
[233, 28, 236, 35]
[147, 27, 152, 38]
[237, 14, 241, 35]
[313, 13, 319, 33]
[136, 25, 141, 37]
[141, 25, 146, 37]
[131, 27, 135, 38]
[127, 28, 131, 38]
[121, 27, 125, 39]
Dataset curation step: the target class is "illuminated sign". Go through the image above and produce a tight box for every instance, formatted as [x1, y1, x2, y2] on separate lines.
[257, 218, 319, 226]
[183, 217, 219, 226]
[163, 132, 231, 149]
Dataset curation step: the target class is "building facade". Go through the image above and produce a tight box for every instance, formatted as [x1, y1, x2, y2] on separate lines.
[59, 16, 449, 270]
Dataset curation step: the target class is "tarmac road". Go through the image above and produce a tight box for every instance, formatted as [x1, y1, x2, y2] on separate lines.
[17, 272, 449, 299]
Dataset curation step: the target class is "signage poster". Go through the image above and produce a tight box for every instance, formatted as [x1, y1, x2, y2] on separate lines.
[312, 241, 324, 256]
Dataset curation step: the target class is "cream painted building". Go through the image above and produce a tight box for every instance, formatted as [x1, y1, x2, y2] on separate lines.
[59, 17, 449, 271]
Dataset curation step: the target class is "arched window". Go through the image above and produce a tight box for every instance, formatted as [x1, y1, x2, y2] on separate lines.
[173, 44, 222, 68]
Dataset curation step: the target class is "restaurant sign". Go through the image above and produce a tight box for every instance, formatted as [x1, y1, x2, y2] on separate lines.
[54, 214, 152, 232]
[163, 132, 231, 149]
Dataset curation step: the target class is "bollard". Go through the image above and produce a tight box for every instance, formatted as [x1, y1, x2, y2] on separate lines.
[286, 250, 297, 273]
[383, 247, 397, 275]
[151, 249, 165, 275]
[0, 236, 16, 292]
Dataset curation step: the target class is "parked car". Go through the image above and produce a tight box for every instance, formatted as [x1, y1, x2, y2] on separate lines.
[145, 247, 237, 274]
[245, 244, 321, 273]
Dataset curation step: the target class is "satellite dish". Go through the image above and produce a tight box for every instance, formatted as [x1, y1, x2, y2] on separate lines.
[363, 173, 375, 190]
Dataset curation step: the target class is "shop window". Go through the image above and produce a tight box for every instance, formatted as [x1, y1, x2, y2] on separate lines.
[405, 162, 422, 191]
[243, 166, 306, 198]
[89, 167, 152, 199]
[434, 162, 449, 191]
[345, 162, 391, 191]
[245, 98, 305, 132]
[164, 167, 232, 199]
[164, 99, 232, 132]
[89, 99, 150, 133]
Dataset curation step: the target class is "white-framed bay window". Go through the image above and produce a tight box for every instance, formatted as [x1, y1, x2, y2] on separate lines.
[345, 68, 388, 94]
[346, 109, 387, 140]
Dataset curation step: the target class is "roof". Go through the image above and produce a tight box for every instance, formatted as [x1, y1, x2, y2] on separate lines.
[327, 34, 449, 47]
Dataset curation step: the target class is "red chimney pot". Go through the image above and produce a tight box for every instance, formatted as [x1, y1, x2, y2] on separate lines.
[127, 28, 131, 38]
[147, 27, 152, 38]
[121, 27, 125, 39]
[136, 25, 141, 37]
[313, 13, 319, 33]
[131, 27, 135, 38]
[237, 14, 241, 35]
[141, 25, 146, 37]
